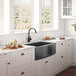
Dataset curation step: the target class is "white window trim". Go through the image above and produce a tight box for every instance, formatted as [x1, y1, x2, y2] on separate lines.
[10, 0, 34, 34]
[0, 0, 59, 36]
[39, 0, 59, 32]
[11, 0, 59, 35]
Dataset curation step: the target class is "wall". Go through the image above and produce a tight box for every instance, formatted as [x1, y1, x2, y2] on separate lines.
[64, 19, 76, 36]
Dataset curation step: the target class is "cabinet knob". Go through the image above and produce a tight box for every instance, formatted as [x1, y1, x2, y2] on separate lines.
[61, 56, 64, 58]
[21, 72, 24, 75]
[8, 62, 10, 65]
[21, 53, 24, 56]
[61, 43, 63, 45]
[45, 61, 48, 63]
[68, 45, 70, 47]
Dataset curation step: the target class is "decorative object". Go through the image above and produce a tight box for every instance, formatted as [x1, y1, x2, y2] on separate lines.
[72, 23, 76, 31]
[59, 37, 65, 40]
[44, 36, 56, 40]
[3, 39, 23, 50]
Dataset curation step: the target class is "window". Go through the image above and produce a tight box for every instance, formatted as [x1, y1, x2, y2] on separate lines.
[14, 0, 58, 33]
[63, 0, 72, 16]
[0, 0, 10, 35]
[14, 0, 31, 33]
[41, 0, 51, 30]
[41, 0, 58, 31]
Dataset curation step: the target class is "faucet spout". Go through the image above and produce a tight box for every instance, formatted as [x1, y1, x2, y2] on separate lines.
[27, 28, 37, 42]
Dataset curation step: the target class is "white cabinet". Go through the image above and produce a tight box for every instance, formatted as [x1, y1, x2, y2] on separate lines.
[0, 54, 9, 76]
[56, 41, 66, 72]
[56, 39, 72, 73]
[0, 47, 35, 76]
[65, 40, 72, 67]
[12, 48, 34, 70]
[14, 64, 35, 76]
[35, 59, 45, 76]
[73, 39, 76, 65]
[35, 55, 56, 76]
[45, 55, 56, 76]
[11, 47, 35, 76]
[61, 0, 76, 18]
[61, 0, 72, 19]
[72, 0, 76, 16]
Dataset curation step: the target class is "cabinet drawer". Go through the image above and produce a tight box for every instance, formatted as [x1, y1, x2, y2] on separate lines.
[14, 64, 34, 76]
[12, 48, 34, 69]
[56, 41, 65, 53]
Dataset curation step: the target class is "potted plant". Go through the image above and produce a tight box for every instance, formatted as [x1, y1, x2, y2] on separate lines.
[72, 23, 76, 31]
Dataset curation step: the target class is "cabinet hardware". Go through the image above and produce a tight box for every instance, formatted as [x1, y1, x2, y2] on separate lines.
[4, 53, 7, 55]
[61, 56, 64, 58]
[61, 43, 63, 45]
[21, 53, 24, 56]
[21, 72, 24, 75]
[45, 61, 48, 63]
[68, 45, 70, 46]
[8, 62, 10, 65]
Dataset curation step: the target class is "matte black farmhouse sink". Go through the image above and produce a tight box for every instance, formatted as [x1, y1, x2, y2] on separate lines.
[26, 42, 56, 60]
[26, 42, 51, 47]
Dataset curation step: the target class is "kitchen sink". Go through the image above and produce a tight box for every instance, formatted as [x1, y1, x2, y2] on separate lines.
[26, 42, 56, 60]
[26, 42, 51, 47]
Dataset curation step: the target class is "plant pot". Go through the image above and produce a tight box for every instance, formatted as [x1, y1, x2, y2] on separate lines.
[75, 29, 76, 31]
[74, 26, 76, 31]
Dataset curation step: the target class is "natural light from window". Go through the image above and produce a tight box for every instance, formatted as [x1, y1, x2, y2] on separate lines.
[41, 0, 51, 30]
[41, 0, 58, 31]
[14, 0, 31, 33]
[0, 0, 10, 35]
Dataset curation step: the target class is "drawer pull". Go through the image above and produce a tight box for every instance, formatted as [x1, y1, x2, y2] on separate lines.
[21, 72, 24, 75]
[68, 45, 70, 47]
[61, 43, 63, 45]
[8, 62, 10, 65]
[21, 53, 24, 56]
[45, 61, 48, 63]
[61, 56, 64, 58]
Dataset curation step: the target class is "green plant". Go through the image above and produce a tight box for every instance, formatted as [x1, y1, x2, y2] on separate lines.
[72, 23, 76, 31]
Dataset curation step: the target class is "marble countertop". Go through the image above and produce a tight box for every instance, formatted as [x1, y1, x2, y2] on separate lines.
[0, 37, 73, 56]
[0, 45, 34, 55]
[44, 37, 73, 43]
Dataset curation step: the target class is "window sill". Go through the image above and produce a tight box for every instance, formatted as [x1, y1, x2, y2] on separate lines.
[42, 28, 58, 31]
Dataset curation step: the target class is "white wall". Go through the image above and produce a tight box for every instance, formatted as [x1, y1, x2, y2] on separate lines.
[64, 19, 76, 36]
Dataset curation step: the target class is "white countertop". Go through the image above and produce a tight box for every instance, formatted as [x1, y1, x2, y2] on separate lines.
[0, 37, 73, 55]
[0, 45, 34, 55]
[43, 37, 73, 43]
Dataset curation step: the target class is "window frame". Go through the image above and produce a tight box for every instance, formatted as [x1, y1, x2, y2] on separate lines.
[40, 0, 59, 31]
[14, 0, 34, 34]
[0, 0, 59, 36]
[0, 0, 10, 35]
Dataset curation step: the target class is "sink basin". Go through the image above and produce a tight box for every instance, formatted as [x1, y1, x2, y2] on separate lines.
[26, 42, 51, 47]
[26, 42, 56, 60]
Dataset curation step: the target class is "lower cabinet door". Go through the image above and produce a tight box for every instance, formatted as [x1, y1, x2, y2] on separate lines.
[65, 40, 72, 66]
[45, 55, 56, 76]
[35, 55, 56, 76]
[14, 65, 35, 76]
[35, 59, 46, 76]
[56, 41, 66, 72]
[0, 57, 8, 76]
